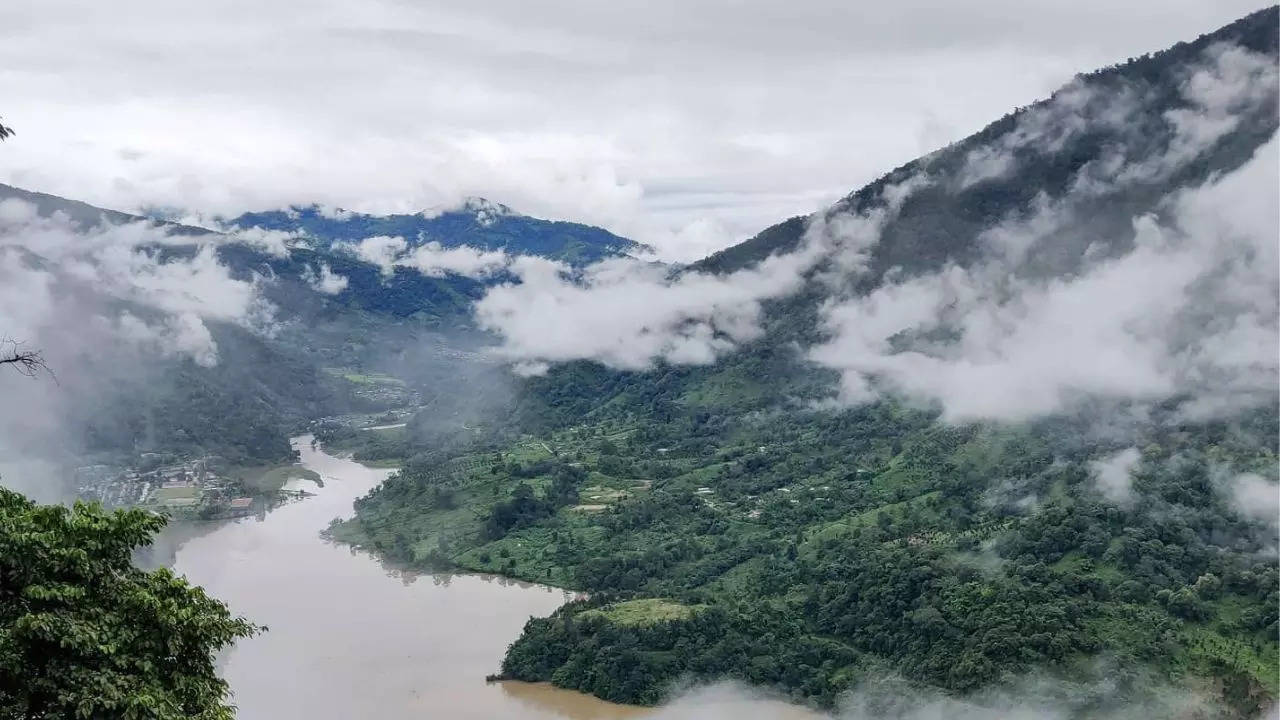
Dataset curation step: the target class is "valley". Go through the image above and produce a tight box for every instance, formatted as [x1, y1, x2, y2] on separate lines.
[1, 5, 1278, 720]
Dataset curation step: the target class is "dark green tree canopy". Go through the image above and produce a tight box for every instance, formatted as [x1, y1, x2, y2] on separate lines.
[0, 488, 258, 719]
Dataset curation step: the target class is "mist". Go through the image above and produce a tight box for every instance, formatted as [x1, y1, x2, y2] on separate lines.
[637, 672, 1264, 720]
[472, 40, 1279, 426]
[0, 197, 277, 497]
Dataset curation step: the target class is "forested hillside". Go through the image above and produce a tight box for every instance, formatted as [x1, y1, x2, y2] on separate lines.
[337, 8, 1280, 717]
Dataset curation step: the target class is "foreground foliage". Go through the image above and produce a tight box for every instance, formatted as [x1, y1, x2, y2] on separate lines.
[0, 489, 257, 719]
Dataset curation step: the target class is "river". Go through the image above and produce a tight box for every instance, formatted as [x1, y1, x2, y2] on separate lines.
[171, 435, 648, 719]
[171, 435, 824, 719]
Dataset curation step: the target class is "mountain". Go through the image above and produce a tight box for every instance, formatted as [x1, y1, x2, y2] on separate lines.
[698, 6, 1278, 280]
[513, 4, 1280, 424]
[338, 8, 1280, 717]
[226, 197, 648, 266]
[0, 184, 619, 467]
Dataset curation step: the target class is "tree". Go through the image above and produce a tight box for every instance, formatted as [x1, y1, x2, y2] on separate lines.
[0, 488, 259, 719]
[0, 338, 50, 378]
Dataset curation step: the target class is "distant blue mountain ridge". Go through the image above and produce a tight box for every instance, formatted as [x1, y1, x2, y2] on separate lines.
[226, 197, 649, 266]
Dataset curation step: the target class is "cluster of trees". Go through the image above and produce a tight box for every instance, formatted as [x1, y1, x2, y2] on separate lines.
[0, 488, 256, 718]
[483, 464, 585, 540]
[503, 597, 857, 707]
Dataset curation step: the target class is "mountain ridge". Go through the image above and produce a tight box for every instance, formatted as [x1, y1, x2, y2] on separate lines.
[227, 197, 649, 266]
[696, 5, 1278, 278]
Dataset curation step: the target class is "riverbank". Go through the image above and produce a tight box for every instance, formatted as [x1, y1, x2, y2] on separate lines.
[325, 431, 611, 589]
[166, 435, 657, 719]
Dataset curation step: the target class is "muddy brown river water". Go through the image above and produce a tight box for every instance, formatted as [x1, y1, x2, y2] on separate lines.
[171, 435, 820, 719]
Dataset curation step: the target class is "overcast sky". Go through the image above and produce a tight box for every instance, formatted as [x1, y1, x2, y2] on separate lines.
[0, 0, 1266, 260]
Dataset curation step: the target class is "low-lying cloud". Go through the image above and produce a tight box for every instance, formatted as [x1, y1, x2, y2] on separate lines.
[469, 42, 1278, 424]
[1222, 471, 1280, 528]
[812, 134, 1277, 422]
[627, 675, 1247, 720]
[302, 262, 349, 295]
[1089, 448, 1141, 505]
[471, 173, 915, 373]
[477, 253, 810, 371]
[0, 199, 273, 367]
[337, 235, 510, 279]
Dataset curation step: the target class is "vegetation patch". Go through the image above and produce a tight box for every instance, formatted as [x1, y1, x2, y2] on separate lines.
[577, 599, 703, 627]
[230, 465, 322, 494]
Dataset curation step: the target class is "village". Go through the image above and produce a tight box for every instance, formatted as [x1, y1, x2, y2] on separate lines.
[74, 456, 260, 519]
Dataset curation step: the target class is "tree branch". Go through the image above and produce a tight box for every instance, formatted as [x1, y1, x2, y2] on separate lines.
[0, 337, 54, 381]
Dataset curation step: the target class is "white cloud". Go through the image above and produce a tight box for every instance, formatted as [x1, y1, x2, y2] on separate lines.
[339, 235, 408, 275]
[302, 262, 349, 294]
[0, 199, 284, 495]
[0, 199, 274, 367]
[624, 677, 1223, 720]
[315, 205, 354, 221]
[400, 241, 509, 278]
[960, 42, 1279, 194]
[336, 235, 513, 279]
[477, 254, 798, 369]
[812, 143, 1278, 420]
[1224, 472, 1279, 527]
[808, 52, 1278, 422]
[474, 177, 921, 370]
[0, 197, 39, 224]
[116, 311, 219, 368]
[959, 80, 1142, 188]
[1118, 43, 1279, 185]
[810, 210, 1216, 420]
[420, 197, 519, 225]
[0, 201, 287, 497]
[224, 225, 299, 257]
[1090, 448, 1142, 505]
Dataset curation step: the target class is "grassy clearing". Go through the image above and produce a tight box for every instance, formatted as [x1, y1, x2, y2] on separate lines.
[321, 367, 407, 386]
[578, 599, 703, 627]
[152, 486, 199, 501]
[231, 465, 322, 494]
